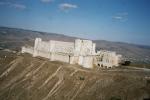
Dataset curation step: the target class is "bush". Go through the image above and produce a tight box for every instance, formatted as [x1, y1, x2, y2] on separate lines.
[122, 61, 131, 66]
[110, 96, 121, 100]
[79, 76, 85, 80]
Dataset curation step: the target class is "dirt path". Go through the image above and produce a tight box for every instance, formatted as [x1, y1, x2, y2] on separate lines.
[70, 80, 87, 100]
[0, 57, 23, 78]
[70, 70, 78, 76]
[1, 61, 46, 91]
[42, 70, 64, 100]
[25, 61, 47, 78]
[39, 66, 62, 89]
[127, 66, 150, 71]
[9, 63, 35, 89]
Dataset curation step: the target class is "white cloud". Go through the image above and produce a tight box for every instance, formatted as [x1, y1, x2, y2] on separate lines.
[113, 16, 123, 20]
[10, 3, 26, 9]
[59, 3, 78, 12]
[41, 0, 54, 3]
[0, 2, 26, 10]
[113, 12, 128, 22]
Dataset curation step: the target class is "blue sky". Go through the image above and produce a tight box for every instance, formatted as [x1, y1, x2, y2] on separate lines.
[0, 0, 150, 45]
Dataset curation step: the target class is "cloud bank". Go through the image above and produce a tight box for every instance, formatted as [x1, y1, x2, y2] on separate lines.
[41, 0, 54, 3]
[59, 3, 78, 12]
[0, 1, 26, 10]
[113, 12, 128, 22]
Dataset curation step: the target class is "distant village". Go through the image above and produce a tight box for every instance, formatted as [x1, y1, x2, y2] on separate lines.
[22, 38, 122, 69]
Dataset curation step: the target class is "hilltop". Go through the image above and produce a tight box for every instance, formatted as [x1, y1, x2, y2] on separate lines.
[0, 27, 150, 67]
[0, 26, 150, 99]
[0, 51, 150, 100]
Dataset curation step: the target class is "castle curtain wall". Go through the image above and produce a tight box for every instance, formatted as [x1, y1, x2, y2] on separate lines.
[22, 38, 121, 69]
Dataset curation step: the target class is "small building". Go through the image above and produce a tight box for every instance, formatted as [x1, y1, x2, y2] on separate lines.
[22, 38, 122, 69]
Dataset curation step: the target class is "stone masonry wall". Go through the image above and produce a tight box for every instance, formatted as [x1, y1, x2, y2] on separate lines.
[21, 46, 34, 54]
[51, 40, 74, 54]
[21, 38, 122, 69]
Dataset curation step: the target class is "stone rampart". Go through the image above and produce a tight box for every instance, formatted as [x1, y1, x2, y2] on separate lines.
[21, 38, 122, 69]
[51, 40, 74, 54]
[21, 46, 34, 54]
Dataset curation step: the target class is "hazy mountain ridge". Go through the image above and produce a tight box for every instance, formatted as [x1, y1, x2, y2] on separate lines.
[0, 27, 150, 64]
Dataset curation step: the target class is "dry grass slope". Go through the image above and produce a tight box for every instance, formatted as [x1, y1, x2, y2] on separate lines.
[0, 52, 150, 100]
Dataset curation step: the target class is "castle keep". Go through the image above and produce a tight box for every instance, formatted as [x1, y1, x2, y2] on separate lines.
[22, 38, 122, 68]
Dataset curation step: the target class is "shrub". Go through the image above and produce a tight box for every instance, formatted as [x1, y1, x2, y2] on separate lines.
[110, 96, 121, 100]
[79, 76, 85, 80]
[122, 61, 131, 66]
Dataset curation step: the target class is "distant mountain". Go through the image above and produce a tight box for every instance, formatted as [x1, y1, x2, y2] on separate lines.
[94, 40, 150, 64]
[0, 27, 150, 65]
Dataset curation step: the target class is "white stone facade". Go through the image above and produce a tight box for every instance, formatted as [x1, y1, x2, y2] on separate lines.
[21, 38, 122, 69]
[95, 50, 122, 68]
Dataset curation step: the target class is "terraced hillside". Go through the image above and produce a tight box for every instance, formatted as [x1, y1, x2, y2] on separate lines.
[0, 51, 150, 100]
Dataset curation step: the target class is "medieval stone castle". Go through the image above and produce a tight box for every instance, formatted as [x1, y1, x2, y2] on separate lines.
[21, 38, 122, 69]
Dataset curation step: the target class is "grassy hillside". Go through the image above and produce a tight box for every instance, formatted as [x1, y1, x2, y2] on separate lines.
[0, 52, 150, 100]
